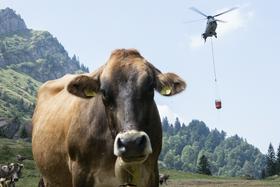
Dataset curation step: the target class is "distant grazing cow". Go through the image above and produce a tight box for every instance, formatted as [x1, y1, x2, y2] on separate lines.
[32, 49, 186, 187]
[0, 178, 6, 187]
[159, 173, 169, 185]
[0, 165, 10, 179]
[0, 178, 14, 187]
[10, 163, 23, 183]
[16, 154, 28, 163]
[0, 163, 23, 187]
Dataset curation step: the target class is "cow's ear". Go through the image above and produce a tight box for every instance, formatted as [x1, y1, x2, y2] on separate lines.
[67, 75, 99, 99]
[155, 72, 186, 96]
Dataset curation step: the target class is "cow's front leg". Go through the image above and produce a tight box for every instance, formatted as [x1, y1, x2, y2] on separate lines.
[71, 161, 95, 187]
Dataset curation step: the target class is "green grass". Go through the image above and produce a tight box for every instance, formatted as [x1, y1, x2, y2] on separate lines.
[0, 68, 41, 119]
[0, 138, 40, 187]
[159, 168, 280, 187]
[0, 68, 41, 103]
[164, 178, 280, 187]
[159, 168, 231, 180]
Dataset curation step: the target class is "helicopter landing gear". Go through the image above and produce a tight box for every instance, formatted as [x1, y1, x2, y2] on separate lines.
[202, 33, 207, 42]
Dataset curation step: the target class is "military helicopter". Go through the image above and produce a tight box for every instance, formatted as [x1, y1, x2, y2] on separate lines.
[190, 7, 238, 42]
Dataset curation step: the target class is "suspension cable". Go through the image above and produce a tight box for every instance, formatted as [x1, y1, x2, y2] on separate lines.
[210, 38, 217, 82]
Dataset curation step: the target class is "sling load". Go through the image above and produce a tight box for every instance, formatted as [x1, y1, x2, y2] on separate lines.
[215, 99, 222, 109]
[188, 7, 238, 110]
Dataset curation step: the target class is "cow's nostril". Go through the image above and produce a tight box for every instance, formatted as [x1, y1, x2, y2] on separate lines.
[117, 138, 126, 153]
[136, 135, 146, 147]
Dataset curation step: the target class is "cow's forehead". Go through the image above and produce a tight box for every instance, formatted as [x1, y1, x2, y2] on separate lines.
[101, 49, 152, 83]
[110, 48, 143, 59]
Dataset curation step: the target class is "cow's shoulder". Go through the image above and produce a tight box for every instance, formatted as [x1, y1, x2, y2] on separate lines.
[38, 74, 77, 97]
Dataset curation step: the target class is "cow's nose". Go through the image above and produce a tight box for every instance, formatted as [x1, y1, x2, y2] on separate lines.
[117, 134, 147, 154]
[114, 130, 152, 162]
[13, 177, 18, 182]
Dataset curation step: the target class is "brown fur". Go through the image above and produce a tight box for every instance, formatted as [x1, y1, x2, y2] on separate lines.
[32, 49, 186, 187]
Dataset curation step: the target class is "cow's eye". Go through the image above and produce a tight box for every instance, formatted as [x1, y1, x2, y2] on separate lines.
[145, 76, 155, 92]
[101, 89, 106, 98]
[140, 81, 154, 100]
[148, 82, 155, 92]
[101, 89, 109, 100]
[101, 89, 112, 107]
[147, 79, 155, 95]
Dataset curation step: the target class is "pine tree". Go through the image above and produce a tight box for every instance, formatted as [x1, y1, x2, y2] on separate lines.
[168, 124, 174, 136]
[162, 117, 169, 133]
[197, 155, 212, 175]
[72, 54, 77, 60]
[174, 117, 181, 133]
[261, 169, 266, 179]
[242, 161, 254, 179]
[181, 123, 187, 130]
[266, 143, 277, 176]
[276, 143, 280, 174]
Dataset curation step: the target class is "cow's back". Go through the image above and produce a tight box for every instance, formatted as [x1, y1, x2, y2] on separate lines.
[32, 74, 81, 186]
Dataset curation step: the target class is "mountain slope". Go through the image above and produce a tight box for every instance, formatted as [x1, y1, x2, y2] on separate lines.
[0, 8, 88, 138]
[0, 68, 40, 119]
[1, 29, 88, 82]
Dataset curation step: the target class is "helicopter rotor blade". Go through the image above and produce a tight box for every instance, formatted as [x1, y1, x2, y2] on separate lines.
[213, 7, 238, 17]
[189, 7, 208, 18]
[215, 19, 227, 23]
[184, 18, 207, 24]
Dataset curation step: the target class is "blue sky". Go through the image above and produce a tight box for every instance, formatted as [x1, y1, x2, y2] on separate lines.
[1, 0, 279, 153]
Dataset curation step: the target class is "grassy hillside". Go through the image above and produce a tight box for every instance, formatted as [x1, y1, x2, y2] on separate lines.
[0, 68, 41, 120]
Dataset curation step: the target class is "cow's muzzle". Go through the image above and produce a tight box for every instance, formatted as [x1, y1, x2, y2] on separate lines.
[114, 130, 152, 163]
[12, 173, 19, 182]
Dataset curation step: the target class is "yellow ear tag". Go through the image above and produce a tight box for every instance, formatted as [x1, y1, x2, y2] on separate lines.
[160, 86, 172, 95]
[84, 88, 96, 97]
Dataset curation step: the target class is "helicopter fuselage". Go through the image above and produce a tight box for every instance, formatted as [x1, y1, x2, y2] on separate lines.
[190, 6, 237, 42]
[202, 17, 217, 41]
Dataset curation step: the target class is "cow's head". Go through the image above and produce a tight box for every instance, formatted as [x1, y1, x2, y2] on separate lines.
[67, 49, 186, 163]
[1, 165, 9, 173]
[9, 163, 23, 182]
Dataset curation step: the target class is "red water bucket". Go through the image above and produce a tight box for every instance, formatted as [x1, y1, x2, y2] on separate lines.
[215, 99, 222, 109]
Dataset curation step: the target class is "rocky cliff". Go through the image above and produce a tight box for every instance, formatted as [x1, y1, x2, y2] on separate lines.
[0, 8, 27, 36]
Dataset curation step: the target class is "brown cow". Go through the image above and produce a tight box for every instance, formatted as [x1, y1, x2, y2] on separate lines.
[32, 49, 186, 187]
